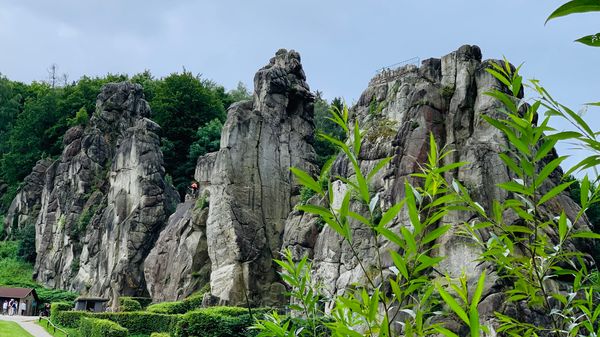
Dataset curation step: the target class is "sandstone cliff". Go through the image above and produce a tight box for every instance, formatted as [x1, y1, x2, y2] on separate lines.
[145, 49, 317, 304]
[6, 46, 593, 316]
[7, 83, 178, 302]
[281, 45, 593, 324]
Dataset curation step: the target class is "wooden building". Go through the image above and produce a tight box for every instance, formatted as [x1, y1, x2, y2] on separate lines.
[0, 287, 39, 316]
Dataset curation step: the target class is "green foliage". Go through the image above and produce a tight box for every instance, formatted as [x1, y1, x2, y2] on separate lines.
[14, 222, 36, 263]
[546, 0, 600, 46]
[146, 290, 207, 315]
[456, 59, 600, 336]
[146, 301, 188, 315]
[95, 312, 180, 335]
[313, 94, 345, 169]
[0, 242, 77, 304]
[188, 118, 223, 163]
[175, 307, 258, 337]
[119, 297, 142, 312]
[0, 240, 18, 259]
[79, 317, 128, 337]
[55, 311, 91, 328]
[67, 107, 89, 126]
[51, 302, 74, 323]
[258, 104, 473, 336]
[151, 333, 171, 337]
[151, 71, 226, 197]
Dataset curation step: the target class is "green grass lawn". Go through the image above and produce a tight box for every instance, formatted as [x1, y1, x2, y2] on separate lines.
[0, 320, 34, 337]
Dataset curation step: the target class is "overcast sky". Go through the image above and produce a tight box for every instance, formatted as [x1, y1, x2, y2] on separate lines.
[0, 0, 598, 171]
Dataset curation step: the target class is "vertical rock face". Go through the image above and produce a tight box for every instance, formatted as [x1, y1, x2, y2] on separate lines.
[281, 45, 592, 304]
[4, 158, 53, 237]
[28, 82, 177, 301]
[144, 199, 210, 301]
[204, 49, 316, 306]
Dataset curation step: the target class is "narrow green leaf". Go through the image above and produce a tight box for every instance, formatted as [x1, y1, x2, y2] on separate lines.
[558, 212, 568, 242]
[537, 181, 574, 206]
[405, 181, 421, 230]
[378, 200, 405, 228]
[422, 224, 451, 245]
[534, 138, 558, 162]
[436, 283, 470, 325]
[367, 156, 393, 181]
[290, 167, 322, 194]
[499, 153, 523, 177]
[434, 327, 460, 337]
[377, 227, 404, 248]
[390, 250, 409, 280]
[534, 156, 568, 187]
[296, 204, 332, 218]
[572, 231, 600, 239]
[401, 226, 417, 254]
[546, 0, 600, 23]
[577, 33, 600, 46]
[353, 119, 361, 157]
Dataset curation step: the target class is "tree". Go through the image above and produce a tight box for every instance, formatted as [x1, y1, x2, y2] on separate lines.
[150, 71, 226, 197]
[188, 118, 223, 161]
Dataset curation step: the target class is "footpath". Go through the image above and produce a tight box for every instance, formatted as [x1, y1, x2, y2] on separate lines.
[0, 314, 53, 337]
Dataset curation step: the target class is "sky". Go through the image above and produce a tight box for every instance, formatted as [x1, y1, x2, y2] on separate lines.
[0, 0, 598, 172]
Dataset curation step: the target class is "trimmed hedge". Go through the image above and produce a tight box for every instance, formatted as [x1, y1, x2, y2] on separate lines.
[119, 297, 142, 312]
[79, 317, 128, 337]
[147, 292, 205, 315]
[175, 307, 264, 337]
[95, 311, 180, 334]
[128, 297, 153, 309]
[50, 302, 72, 322]
[55, 310, 91, 328]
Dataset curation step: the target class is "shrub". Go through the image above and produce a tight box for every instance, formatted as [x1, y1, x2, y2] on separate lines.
[128, 297, 153, 309]
[95, 312, 180, 335]
[151, 333, 171, 337]
[118, 297, 142, 312]
[175, 307, 264, 337]
[147, 290, 206, 314]
[79, 317, 128, 337]
[146, 301, 187, 314]
[55, 310, 91, 328]
[50, 302, 73, 322]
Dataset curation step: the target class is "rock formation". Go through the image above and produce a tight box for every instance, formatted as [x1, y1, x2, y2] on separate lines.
[7, 46, 593, 317]
[4, 158, 53, 237]
[145, 49, 317, 305]
[144, 199, 210, 302]
[281, 44, 593, 317]
[9, 82, 178, 302]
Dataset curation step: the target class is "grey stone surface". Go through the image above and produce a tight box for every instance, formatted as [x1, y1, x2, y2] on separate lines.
[21, 82, 177, 305]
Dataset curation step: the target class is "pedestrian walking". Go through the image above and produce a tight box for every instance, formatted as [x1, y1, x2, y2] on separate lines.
[19, 301, 26, 315]
[2, 300, 7, 315]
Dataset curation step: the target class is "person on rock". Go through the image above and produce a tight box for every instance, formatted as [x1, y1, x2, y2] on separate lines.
[190, 181, 199, 198]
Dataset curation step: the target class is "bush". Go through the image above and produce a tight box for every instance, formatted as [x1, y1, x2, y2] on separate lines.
[175, 307, 263, 337]
[55, 310, 91, 328]
[147, 301, 188, 314]
[50, 302, 73, 322]
[151, 333, 171, 337]
[128, 297, 153, 309]
[95, 312, 180, 335]
[79, 317, 128, 337]
[119, 297, 142, 312]
[147, 291, 205, 314]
